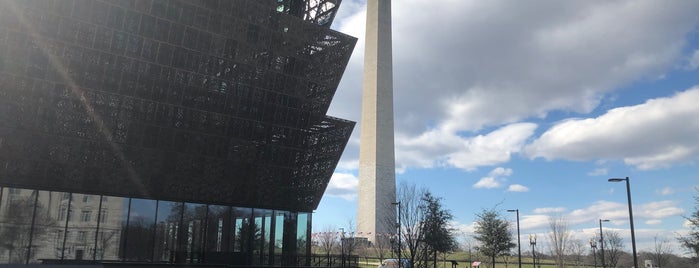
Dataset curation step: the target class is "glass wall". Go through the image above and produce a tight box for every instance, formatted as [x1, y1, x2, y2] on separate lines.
[182, 202, 207, 263]
[123, 198, 156, 261]
[274, 211, 287, 265]
[154, 201, 181, 262]
[0, 188, 36, 264]
[297, 212, 310, 265]
[232, 207, 252, 265]
[95, 195, 125, 261]
[253, 209, 273, 265]
[31, 190, 69, 262]
[0, 187, 307, 266]
[205, 205, 230, 261]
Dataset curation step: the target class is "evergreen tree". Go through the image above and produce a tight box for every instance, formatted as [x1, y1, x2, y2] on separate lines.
[473, 208, 516, 268]
[678, 190, 699, 263]
[421, 192, 457, 267]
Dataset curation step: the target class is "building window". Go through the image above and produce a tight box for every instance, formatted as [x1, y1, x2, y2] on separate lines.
[83, 195, 90, 202]
[59, 207, 68, 221]
[56, 230, 64, 247]
[77, 231, 87, 242]
[100, 209, 108, 223]
[8, 188, 20, 195]
[62, 192, 71, 200]
[81, 210, 92, 222]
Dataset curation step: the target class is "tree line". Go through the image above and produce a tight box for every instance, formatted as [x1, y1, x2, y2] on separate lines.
[311, 186, 699, 268]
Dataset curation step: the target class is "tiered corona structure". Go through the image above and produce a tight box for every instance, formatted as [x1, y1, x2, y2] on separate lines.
[357, 0, 396, 243]
[0, 0, 355, 266]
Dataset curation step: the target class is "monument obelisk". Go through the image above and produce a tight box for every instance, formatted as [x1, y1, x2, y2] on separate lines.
[357, 0, 395, 242]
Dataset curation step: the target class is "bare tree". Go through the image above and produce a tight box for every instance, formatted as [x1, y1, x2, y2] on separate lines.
[547, 215, 571, 268]
[398, 182, 428, 268]
[569, 238, 586, 267]
[342, 219, 359, 261]
[0, 191, 56, 264]
[503, 251, 513, 268]
[97, 229, 119, 259]
[317, 225, 338, 266]
[372, 235, 392, 262]
[374, 195, 400, 262]
[603, 230, 624, 268]
[462, 235, 476, 264]
[644, 234, 672, 268]
[678, 188, 698, 262]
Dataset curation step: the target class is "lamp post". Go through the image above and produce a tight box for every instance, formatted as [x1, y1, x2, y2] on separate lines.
[599, 219, 609, 268]
[507, 209, 521, 268]
[392, 202, 402, 268]
[589, 238, 597, 268]
[339, 227, 345, 268]
[608, 177, 638, 268]
[529, 234, 536, 268]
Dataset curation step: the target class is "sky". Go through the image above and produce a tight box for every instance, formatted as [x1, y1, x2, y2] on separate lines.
[313, 0, 699, 256]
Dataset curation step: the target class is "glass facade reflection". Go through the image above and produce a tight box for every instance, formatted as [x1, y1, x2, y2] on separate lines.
[1, 0, 351, 266]
[0, 187, 311, 265]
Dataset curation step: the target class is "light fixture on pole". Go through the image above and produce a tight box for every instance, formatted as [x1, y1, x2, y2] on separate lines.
[529, 234, 536, 268]
[339, 227, 345, 268]
[392, 202, 402, 268]
[590, 238, 598, 268]
[507, 209, 521, 268]
[599, 219, 609, 268]
[608, 177, 638, 268]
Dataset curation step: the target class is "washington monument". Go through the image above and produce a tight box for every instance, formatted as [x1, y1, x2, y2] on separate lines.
[357, 0, 396, 242]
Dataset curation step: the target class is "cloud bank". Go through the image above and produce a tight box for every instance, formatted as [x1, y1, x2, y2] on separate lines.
[329, 0, 699, 172]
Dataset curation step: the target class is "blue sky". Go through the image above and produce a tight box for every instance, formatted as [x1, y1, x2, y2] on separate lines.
[316, 0, 699, 255]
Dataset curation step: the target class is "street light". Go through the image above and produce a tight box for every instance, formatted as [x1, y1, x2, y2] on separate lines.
[392, 202, 402, 268]
[339, 227, 345, 268]
[608, 177, 638, 268]
[589, 238, 598, 268]
[529, 234, 536, 268]
[507, 209, 521, 268]
[599, 219, 609, 268]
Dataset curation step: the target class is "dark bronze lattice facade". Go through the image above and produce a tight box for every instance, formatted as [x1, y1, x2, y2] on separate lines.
[0, 0, 355, 212]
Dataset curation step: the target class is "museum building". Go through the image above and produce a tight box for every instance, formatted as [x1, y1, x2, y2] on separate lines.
[0, 0, 355, 266]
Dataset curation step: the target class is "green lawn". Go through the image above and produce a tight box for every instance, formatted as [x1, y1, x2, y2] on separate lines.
[313, 248, 595, 268]
[349, 253, 589, 268]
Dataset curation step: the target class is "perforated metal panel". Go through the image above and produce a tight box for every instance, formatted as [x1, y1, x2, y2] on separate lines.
[0, 0, 356, 212]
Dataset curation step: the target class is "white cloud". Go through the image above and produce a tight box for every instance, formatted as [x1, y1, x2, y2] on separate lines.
[507, 184, 529, 192]
[657, 187, 674, 196]
[533, 207, 567, 214]
[685, 49, 699, 70]
[587, 168, 608, 176]
[525, 87, 699, 170]
[444, 124, 537, 170]
[490, 167, 513, 177]
[637, 201, 685, 219]
[519, 214, 551, 230]
[328, 1, 699, 172]
[646, 219, 662, 225]
[324, 172, 358, 200]
[473, 166, 516, 189]
[473, 177, 500, 189]
[562, 200, 685, 227]
[452, 221, 477, 237]
[396, 123, 537, 171]
[568, 201, 632, 224]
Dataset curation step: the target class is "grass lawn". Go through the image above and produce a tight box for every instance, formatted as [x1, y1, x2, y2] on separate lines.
[350, 253, 588, 268]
